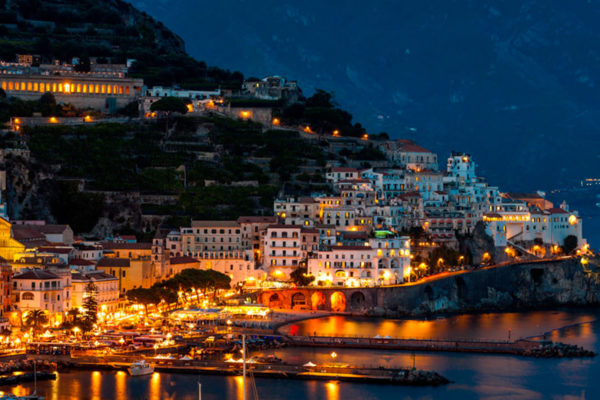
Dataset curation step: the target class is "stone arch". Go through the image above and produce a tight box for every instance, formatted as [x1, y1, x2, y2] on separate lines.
[349, 291, 366, 310]
[291, 292, 307, 309]
[378, 258, 389, 268]
[311, 292, 326, 310]
[390, 259, 398, 269]
[424, 285, 434, 301]
[268, 293, 282, 309]
[330, 291, 346, 312]
[454, 277, 467, 300]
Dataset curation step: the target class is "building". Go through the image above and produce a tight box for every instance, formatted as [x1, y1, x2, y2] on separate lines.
[71, 271, 119, 314]
[168, 256, 201, 276]
[273, 197, 320, 226]
[379, 140, 438, 171]
[0, 258, 12, 318]
[12, 269, 72, 320]
[72, 243, 103, 261]
[102, 242, 152, 259]
[0, 74, 144, 113]
[308, 236, 410, 288]
[96, 258, 154, 294]
[326, 167, 360, 183]
[182, 221, 242, 255]
[241, 76, 301, 102]
[196, 250, 264, 285]
[68, 258, 96, 272]
[0, 218, 29, 261]
[263, 225, 303, 279]
[237, 216, 278, 264]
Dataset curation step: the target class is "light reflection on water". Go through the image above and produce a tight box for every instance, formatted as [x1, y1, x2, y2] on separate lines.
[1, 308, 598, 399]
[281, 309, 599, 341]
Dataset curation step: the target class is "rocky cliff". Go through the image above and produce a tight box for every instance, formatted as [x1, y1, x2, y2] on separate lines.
[376, 257, 600, 317]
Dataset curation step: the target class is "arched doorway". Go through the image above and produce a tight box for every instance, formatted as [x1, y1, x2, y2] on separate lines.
[268, 293, 282, 309]
[291, 292, 307, 309]
[349, 291, 366, 310]
[311, 292, 326, 310]
[330, 291, 346, 312]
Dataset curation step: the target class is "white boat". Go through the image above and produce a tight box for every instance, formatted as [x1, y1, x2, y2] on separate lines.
[128, 360, 154, 376]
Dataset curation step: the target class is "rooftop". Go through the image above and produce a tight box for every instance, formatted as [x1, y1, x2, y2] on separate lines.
[169, 256, 200, 265]
[102, 242, 152, 250]
[191, 220, 240, 228]
[13, 269, 60, 280]
[97, 258, 130, 268]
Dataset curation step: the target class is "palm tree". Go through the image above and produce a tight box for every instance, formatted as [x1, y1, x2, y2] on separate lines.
[23, 310, 49, 335]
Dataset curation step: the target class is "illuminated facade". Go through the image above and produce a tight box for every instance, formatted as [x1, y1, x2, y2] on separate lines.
[0, 74, 143, 112]
[13, 268, 72, 315]
[308, 236, 410, 287]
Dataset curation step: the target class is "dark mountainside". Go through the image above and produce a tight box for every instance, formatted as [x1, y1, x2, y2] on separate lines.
[131, 0, 600, 191]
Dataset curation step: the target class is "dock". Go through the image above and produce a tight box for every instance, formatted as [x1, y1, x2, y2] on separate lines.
[29, 355, 449, 386]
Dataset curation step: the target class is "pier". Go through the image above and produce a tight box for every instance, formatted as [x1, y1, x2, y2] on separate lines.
[30, 355, 449, 386]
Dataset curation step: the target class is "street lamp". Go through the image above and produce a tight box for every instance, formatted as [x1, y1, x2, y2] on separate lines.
[330, 351, 337, 360]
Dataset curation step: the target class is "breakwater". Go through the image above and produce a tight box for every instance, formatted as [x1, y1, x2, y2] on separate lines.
[283, 335, 595, 357]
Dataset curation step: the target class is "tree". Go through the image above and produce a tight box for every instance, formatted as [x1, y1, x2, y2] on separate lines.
[306, 89, 334, 108]
[290, 267, 315, 287]
[39, 92, 59, 116]
[82, 282, 98, 325]
[150, 96, 188, 139]
[126, 288, 156, 317]
[23, 310, 48, 334]
[563, 235, 578, 255]
[67, 308, 81, 324]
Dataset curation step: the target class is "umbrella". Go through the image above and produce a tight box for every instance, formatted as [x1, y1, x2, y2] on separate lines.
[303, 361, 317, 367]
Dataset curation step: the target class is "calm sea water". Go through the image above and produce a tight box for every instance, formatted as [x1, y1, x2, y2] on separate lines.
[2, 308, 599, 399]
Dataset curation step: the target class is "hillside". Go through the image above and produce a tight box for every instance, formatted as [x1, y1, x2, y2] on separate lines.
[3, 113, 386, 237]
[0, 0, 243, 89]
[130, 0, 600, 191]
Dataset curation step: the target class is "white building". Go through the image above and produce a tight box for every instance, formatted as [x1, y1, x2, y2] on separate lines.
[263, 225, 303, 279]
[13, 268, 72, 316]
[308, 237, 410, 287]
[326, 167, 359, 183]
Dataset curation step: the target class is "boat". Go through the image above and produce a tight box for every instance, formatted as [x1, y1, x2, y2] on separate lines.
[127, 360, 154, 376]
[0, 396, 44, 400]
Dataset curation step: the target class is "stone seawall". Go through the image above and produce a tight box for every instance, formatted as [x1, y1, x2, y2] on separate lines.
[376, 257, 600, 317]
[259, 257, 600, 316]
